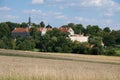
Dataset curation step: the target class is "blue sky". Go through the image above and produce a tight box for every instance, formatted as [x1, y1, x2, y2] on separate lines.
[0, 0, 120, 30]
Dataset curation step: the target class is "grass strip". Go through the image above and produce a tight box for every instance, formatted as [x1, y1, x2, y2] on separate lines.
[0, 52, 120, 65]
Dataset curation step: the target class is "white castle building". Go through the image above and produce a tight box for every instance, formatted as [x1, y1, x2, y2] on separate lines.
[70, 34, 89, 43]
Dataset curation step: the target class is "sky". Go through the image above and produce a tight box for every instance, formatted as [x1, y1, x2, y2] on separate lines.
[0, 0, 120, 30]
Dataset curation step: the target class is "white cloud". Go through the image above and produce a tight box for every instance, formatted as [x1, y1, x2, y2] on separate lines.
[103, 1, 120, 17]
[104, 9, 114, 17]
[104, 12, 113, 17]
[6, 15, 19, 19]
[75, 17, 84, 22]
[23, 9, 46, 16]
[0, 15, 19, 21]
[0, 6, 11, 11]
[104, 19, 112, 24]
[24, 9, 62, 20]
[24, 9, 67, 20]
[81, 0, 102, 7]
[79, 0, 120, 17]
[32, 0, 44, 4]
[55, 15, 67, 19]
[54, 0, 63, 2]
[81, 0, 116, 7]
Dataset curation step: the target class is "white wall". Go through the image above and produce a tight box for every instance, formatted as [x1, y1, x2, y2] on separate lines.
[70, 36, 89, 42]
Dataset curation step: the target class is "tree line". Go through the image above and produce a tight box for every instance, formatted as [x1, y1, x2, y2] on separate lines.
[0, 22, 120, 56]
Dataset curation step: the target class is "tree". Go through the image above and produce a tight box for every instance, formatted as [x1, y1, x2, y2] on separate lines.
[0, 23, 10, 38]
[32, 23, 39, 27]
[111, 30, 120, 44]
[38, 34, 51, 52]
[61, 25, 68, 28]
[40, 21, 45, 27]
[72, 24, 85, 34]
[16, 39, 35, 50]
[103, 33, 115, 46]
[37, 28, 73, 52]
[20, 22, 28, 28]
[68, 23, 74, 27]
[88, 36, 104, 55]
[0, 36, 15, 49]
[0, 40, 5, 48]
[30, 27, 39, 39]
[103, 27, 111, 33]
[6, 22, 20, 31]
[89, 36, 102, 46]
[86, 25, 101, 36]
[90, 47, 102, 55]
[72, 41, 90, 54]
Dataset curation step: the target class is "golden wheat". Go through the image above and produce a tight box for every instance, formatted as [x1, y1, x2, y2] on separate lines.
[0, 54, 120, 80]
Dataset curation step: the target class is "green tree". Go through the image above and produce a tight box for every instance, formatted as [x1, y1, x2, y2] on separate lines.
[30, 27, 39, 39]
[32, 23, 39, 27]
[0, 40, 5, 48]
[37, 28, 72, 52]
[86, 25, 101, 36]
[72, 41, 89, 54]
[38, 34, 51, 52]
[90, 47, 102, 55]
[111, 30, 120, 44]
[103, 33, 115, 46]
[6, 22, 20, 31]
[103, 27, 111, 33]
[68, 23, 75, 27]
[72, 24, 85, 34]
[16, 39, 35, 50]
[20, 22, 28, 28]
[89, 36, 104, 55]
[89, 36, 102, 46]
[40, 21, 45, 27]
[0, 36, 15, 49]
[0, 23, 10, 38]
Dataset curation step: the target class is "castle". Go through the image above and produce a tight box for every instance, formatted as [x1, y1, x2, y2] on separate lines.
[12, 17, 89, 43]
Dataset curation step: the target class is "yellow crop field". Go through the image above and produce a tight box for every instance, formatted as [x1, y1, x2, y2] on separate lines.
[0, 49, 120, 80]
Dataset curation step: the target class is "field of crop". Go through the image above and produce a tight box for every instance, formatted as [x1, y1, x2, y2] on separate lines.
[0, 49, 120, 80]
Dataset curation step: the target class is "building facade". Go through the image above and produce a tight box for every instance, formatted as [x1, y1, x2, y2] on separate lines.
[12, 28, 30, 37]
[12, 17, 89, 42]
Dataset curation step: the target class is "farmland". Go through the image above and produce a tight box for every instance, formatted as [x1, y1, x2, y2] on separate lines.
[0, 49, 120, 80]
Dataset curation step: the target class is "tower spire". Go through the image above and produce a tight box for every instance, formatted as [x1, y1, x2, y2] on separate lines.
[28, 16, 32, 28]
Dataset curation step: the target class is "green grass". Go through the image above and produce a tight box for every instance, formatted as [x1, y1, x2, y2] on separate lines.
[114, 48, 120, 56]
[33, 48, 40, 52]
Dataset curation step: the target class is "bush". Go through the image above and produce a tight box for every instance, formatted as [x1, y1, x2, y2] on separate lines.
[90, 47, 100, 55]
[104, 48, 116, 56]
[16, 39, 35, 50]
[90, 47, 104, 55]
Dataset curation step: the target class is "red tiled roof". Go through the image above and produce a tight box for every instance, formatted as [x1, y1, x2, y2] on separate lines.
[12, 27, 68, 33]
[12, 28, 29, 33]
[59, 27, 70, 32]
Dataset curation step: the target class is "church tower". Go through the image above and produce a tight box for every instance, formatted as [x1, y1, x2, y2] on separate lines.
[28, 16, 32, 28]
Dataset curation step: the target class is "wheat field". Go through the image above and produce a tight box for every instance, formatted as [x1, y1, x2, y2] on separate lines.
[0, 49, 120, 80]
